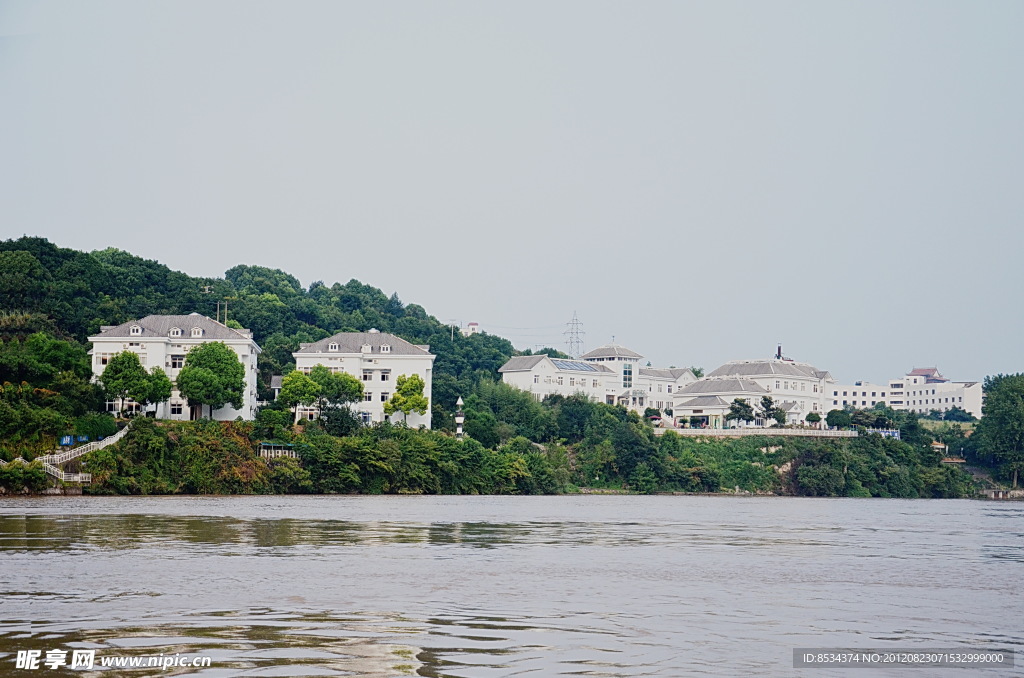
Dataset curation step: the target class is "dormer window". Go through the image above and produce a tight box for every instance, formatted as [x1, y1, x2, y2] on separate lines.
[361, 343, 372, 354]
[169, 327, 182, 338]
[381, 344, 391, 353]
[130, 325, 142, 336]
[190, 327, 203, 338]
[328, 342, 339, 351]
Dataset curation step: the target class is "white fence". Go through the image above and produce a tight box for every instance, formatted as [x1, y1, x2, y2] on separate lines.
[1, 421, 136, 484]
[654, 427, 858, 438]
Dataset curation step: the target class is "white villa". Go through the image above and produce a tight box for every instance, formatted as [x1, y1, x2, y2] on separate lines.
[498, 343, 696, 415]
[292, 329, 436, 428]
[830, 367, 982, 418]
[673, 358, 835, 428]
[88, 313, 262, 420]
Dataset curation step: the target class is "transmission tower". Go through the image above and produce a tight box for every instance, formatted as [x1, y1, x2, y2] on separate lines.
[564, 311, 585, 359]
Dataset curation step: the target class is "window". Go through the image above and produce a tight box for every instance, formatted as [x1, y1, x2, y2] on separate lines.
[130, 325, 142, 336]
[170, 403, 183, 415]
[833, 400, 838, 405]
[380, 392, 389, 402]
[881, 392, 886, 397]
[592, 379, 598, 388]
[169, 328, 181, 338]
[328, 342, 339, 351]
[557, 376, 564, 386]
[843, 391, 847, 396]
[381, 344, 391, 353]
[364, 392, 373, 402]
[872, 392, 876, 397]
[362, 371, 373, 381]
[533, 375, 539, 384]
[833, 391, 838, 396]
[380, 370, 391, 382]
[569, 377, 576, 386]
[190, 327, 203, 337]
[813, 385, 818, 393]
[776, 381, 781, 389]
[623, 363, 632, 388]
[667, 385, 672, 393]
[784, 381, 789, 390]
[171, 355, 185, 369]
[360, 412, 372, 424]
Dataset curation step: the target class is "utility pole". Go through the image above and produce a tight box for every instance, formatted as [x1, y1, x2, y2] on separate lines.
[564, 311, 585, 359]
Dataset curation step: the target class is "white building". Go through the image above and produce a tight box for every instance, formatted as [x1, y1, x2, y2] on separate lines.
[674, 357, 835, 427]
[830, 367, 982, 418]
[88, 313, 261, 420]
[498, 343, 696, 414]
[460, 322, 480, 337]
[498, 355, 615, 401]
[292, 329, 436, 428]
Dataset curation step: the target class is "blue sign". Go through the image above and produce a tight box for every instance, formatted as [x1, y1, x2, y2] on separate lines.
[60, 436, 73, 446]
[76, 435, 89, 442]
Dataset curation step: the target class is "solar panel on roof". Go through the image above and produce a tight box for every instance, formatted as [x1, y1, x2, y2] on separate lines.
[551, 359, 598, 372]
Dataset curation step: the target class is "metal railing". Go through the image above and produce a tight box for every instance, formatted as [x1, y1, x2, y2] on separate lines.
[0, 421, 135, 484]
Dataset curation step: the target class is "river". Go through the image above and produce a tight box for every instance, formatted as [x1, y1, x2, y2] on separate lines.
[1, 495, 1021, 676]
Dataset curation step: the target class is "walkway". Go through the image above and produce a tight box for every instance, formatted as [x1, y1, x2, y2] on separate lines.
[0, 421, 132, 484]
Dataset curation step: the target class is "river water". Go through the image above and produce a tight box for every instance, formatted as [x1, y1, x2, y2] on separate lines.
[0, 495, 1021, 676]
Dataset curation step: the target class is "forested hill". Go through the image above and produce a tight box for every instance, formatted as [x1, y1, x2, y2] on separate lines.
[0, 236, 525, 404]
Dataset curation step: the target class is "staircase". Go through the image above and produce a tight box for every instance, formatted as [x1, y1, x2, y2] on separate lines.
[1, 421, 133, 484]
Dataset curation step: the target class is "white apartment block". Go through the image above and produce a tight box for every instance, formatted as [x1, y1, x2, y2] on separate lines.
[88, 313, 261, 420]
[831, 368, 982, 418]
[293, 329, 436, 428]
[498, 343, 696, 414]
[673, 358, 834, 427]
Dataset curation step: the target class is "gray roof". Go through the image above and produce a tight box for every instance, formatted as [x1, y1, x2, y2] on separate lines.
[498, 356, 614, 373]
[678, 378, 768, 395]
[639, 367, 695, 380]
[780, 401, 799, 412]
[297, 330, 432, 356]
[580, 343, 644, 360]
[676, 395, 731, 408]
[91, 313, 254, 341]
[706, 360, 824, 380]
[498, 355, 546, 372]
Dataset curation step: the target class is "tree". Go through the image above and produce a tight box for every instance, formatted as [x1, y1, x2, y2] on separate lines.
[725, 398, 755, 426]
[144, 367, 173, 409]
[758, 396, 787, 426]
[974, 374, 1024, 488]
[308, 365, 363, 411]
[100, 352, 150, 415]
[384, 374, 429, 425]
[689, 366, 705, 378]
[278, 370, 320, 422]
[826, 409, 852, 428]
[805, 411, 822, 427]
[176, 342, 245, 419]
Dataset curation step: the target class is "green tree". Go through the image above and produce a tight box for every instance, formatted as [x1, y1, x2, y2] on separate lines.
[805, 411, 822, 426]
[145, 367, 173, 410]
[100, 352, 150, 415]
[725, 398, 755, 426]
[689, 366, 705, 378]
[308, 365, 363, 410]
[826, 409, 852, 428]
[974, 374, 1024, 488]
[176, 342, 245, 419]
[758, 396, 787, 426]
[278, 370, 320, 422]
[384, 374, 429, 425]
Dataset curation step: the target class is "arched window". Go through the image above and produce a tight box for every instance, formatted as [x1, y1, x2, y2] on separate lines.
[381, 344, 391, 353]
[130, 325, 142, 336]
[328, 342, 339, 351]
[190, 327, 203, 338]
[169, 327, 182, 338]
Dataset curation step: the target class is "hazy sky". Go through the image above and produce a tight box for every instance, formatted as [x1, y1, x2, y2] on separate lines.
[2, 1, 1022, 383]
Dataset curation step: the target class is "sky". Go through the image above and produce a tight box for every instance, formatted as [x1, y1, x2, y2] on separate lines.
[2, 1, 1022, 384]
